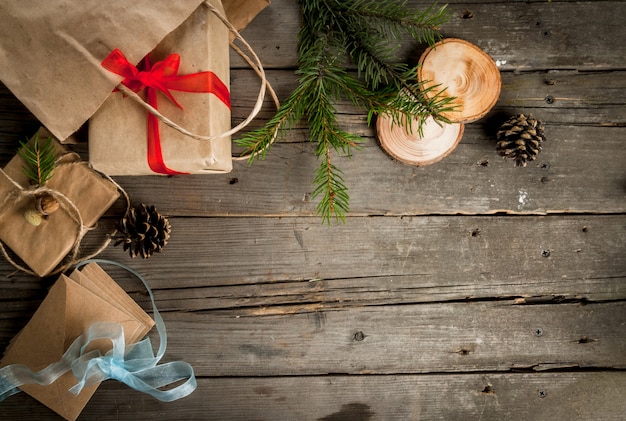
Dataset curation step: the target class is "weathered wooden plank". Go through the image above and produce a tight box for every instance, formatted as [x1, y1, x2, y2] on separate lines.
[2, 67, 625, 146]
[5, 298, 622, 377]
[158, 301, 626, 376]
[2, 372, 625, 420]
[440, 2, 626, 71]
[498, 71, 626, 113]
[3, 270, 624, 384]
[1, 121, 623, 219]
[1, 215, 624, 300]
[230, 69, 626, 164]
[233, 0, 626, 71]
[106, 121, 624, 216]
[0, 85, 40, 156]
[231, 69, 626, 129]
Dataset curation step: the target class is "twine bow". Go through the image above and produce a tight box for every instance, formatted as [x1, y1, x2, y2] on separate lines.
[0, 155, 129, 277]
[101, 49, 231, 175]
[96, 0, 280, 166]
[0, 160, 89, 276]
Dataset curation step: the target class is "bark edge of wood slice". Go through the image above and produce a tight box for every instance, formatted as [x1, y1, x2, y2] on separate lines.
[418, 38, 501, 123]
[376, 114, 464, 166]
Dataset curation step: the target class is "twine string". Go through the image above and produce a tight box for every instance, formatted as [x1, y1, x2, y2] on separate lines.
[108, 0, 279, 161]
[0, 156, 130, 277]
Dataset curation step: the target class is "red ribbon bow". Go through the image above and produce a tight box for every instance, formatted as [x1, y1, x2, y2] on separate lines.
[101, 48, 231, 175]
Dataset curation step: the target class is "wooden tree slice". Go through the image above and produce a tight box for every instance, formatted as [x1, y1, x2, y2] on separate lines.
[376, 114, 464, 166]
[418, 38, 501, 123]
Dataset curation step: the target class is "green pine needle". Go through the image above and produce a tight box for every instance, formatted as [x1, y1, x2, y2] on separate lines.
[18, 134, 56, 186]
[235, 0, 454, 223]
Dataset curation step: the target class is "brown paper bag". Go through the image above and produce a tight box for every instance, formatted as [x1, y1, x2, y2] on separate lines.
[0, 128, 120, 277]
[0, 0, 206, 142]
[1, 263, 155, 421]
[89, 0, 232, 175]
[0, 0, 270, 146]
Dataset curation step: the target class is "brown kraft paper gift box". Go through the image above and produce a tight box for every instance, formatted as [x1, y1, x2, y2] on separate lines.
[0, 128, 120, 277]
[0, 0, 269, 145]
[89, 0, 232, 175]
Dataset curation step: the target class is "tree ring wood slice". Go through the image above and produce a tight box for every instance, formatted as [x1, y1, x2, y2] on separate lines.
[418, 38, 501, 123]
[376, 114, 464, 166]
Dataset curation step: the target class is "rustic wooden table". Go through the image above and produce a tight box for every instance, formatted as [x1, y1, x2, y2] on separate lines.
[1, 0, 625, 419]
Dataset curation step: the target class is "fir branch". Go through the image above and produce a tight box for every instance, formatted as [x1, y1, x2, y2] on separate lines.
[235, 0, 453, 223]
[236, 83, 308, 161]
[18, 134, 56, 186]
[316, 64, 456, 139]
[314, 153, 349, 224]
[342, 1, 448, 45]
[237, 21, 336, 162]
[305, 69, 362, 221]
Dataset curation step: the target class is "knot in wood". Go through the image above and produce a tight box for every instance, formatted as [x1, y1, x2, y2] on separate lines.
[353, 331, 365, 342]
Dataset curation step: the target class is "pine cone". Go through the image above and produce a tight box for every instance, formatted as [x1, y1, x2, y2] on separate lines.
[496, 114, 546, 167]
[115, 204, 171, 258]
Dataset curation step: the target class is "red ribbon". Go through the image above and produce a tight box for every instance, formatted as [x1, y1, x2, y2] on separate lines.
[101, 48, 231, 175]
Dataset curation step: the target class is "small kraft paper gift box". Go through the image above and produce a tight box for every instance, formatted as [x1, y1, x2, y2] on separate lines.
[0, 129, 120, 277]
[0, 263, 155, 421]
[89, 0, 233, 175]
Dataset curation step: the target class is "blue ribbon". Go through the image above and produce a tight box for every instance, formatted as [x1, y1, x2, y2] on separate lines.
[0, 259, 196, 403]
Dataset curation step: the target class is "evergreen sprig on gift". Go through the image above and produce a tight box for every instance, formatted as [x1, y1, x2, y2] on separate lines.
[236, 0, 455, 223]
[18, 134, 56, 186]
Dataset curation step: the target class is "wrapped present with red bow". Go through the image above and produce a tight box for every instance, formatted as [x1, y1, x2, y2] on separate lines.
[90, 0, 234, 175]
[0, 0, 270, 176]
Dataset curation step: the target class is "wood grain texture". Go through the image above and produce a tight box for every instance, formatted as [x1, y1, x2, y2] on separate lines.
[231, 68, 626, 125]
[103, 122, 626, 217]
[1, 215, 624, 319]
[159, 301, 626, 376]
[0, 0, 624, 420]
[232, 0, 626, 71]
[1, 372, 625, 420]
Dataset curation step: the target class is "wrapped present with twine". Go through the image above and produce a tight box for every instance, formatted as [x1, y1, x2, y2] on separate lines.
[0, 0, 272, 176]
[0, 0, 270, 143]
[89, 0, 271, 175]
[0, 128, 121, 277]
[89, 0, 232, 175]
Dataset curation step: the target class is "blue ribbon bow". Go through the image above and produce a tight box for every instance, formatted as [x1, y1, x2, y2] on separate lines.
[0, 259, 196, 403]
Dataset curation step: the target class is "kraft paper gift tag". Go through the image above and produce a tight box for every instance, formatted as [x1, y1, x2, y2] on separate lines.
[0, 263, 155, 421]
[0, 128, 120, 277]
[0, 0, 270, 144]
[89, 0, 233, 175]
